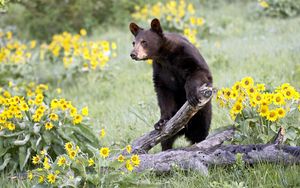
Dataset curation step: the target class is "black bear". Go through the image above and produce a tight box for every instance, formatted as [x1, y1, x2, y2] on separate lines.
[129, 18, 213, 151]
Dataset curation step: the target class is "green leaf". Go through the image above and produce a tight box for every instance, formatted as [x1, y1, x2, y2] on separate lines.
[0, 143, 10, 157]
[18, 146, 26, 170]
[68, 125, 100, 146]
[42, 131, 53, 145]
[20, 148, 31, 170]
[0, 154, 11, 171]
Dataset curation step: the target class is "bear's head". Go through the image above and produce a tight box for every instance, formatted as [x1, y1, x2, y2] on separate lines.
[129, 18, 164, 61]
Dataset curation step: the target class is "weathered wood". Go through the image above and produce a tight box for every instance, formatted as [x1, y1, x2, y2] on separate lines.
[187, 127, 235, 151]
[128, 84, 215, 154]
[135, 129, 300, 174]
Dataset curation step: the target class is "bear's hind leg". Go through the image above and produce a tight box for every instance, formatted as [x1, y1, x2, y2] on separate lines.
[161, 136, 177, 151]
[185, 102, 212, 144]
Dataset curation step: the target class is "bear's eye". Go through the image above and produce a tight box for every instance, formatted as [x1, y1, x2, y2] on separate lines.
[141, 40, 147, 46]
[132, 41, 135, 46]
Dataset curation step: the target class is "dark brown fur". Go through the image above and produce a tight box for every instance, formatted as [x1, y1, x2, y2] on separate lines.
[130, 19, 213, 151]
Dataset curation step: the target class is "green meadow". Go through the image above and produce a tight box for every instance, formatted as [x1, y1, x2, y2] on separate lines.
[1, 0, 300, 187]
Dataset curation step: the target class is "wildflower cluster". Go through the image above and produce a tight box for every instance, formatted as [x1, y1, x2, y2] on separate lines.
[257, 0, 300, 17]
[28, 142, 141, 187]
[131, 0, 206, 47]
[42, 30, 117, 70]
[0, 30, 117, 83]
[0, 82, 99, 171]
[0, 82, 89, 132]
[0, 31, 37, 64]
[217, 77, 300, 144]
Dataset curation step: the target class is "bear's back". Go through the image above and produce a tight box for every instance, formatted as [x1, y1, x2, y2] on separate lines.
[162, 33, 210, 75]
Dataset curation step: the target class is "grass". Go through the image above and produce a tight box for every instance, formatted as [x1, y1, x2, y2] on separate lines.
[1, 1, 300, 187]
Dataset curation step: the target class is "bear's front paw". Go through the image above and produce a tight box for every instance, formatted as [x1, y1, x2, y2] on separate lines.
[187, 93, 199, 107]
[154, 119, 168, 130]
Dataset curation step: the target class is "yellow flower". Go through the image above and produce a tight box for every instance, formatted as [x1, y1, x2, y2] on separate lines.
[49, 113, 59, 121]
[99, 147, 110, 158]
[276, 108, 286, 118]
[80, 29, 87, 36]
[47, 173, 56, 184]
[259, 105, 269, 117]
[65, 142, 73, 151]
[241, 77, 254, 88]
[43, 157, 51, 170]
[35, 94, 44, 105]
[27, 171, 33, 180]
[6, 122, 16, 131]
[273, 93, 285, 105]
[256, 83, 266, 91]
[223, 88, 231, 100]
[68, 150, 77, 160]
[73, 114, 83, 124]
[57, 156, 67, 166]
[232, 102, 243, 114]
[19, 102, 29, 111]
[111, 42, 117, 50]
[61, 101, 69, 111]
[253, 92, 263, 104]
[126, 145, 132, 154]
[280, 83, 291, 90]
[45, 122, 54, 130]
[6, 31, 12, 40]
[230, 90, 238, 100]
[117, 154, 125, 162]
[197, 17, 205, 26]
[232, 82, 241, 91]
[100, 128, 105, 138]
[126, 160, 134, 172]
[41, 149, 47, 156]
[259, 0, 269, 8]
[246, 87, 256, 96]
[38, 175, 44, 183]
[30, 40, 37, 49]
[229, 110, 237, 121]
[69, 107, 77, 117]
[32, 155, 41, 165]
[88, 158, 95, 166]
[81, 106, 88, 116]
[267, 110, 278, 122]
[282, 87, 295, 100]
[50, 99, 59, 109]
[56, 88, 62, 94]
[131, 154, 140, 166]
[28, 99, 35, 106]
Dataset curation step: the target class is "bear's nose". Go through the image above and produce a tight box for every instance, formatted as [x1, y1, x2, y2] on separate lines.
[130, 53, 137, 59]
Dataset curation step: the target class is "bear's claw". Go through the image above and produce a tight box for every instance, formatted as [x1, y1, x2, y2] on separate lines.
[154, 119, 168, 130]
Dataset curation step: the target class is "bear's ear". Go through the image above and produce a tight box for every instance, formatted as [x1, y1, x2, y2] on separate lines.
[150, 18, 163, 36]
[129, 22, 143, 36]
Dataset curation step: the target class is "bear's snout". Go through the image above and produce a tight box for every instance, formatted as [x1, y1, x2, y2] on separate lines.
[130, 52, 137, 60]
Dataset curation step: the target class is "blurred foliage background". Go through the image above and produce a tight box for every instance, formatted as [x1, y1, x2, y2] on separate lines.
[0, 0, 158, 40]
[1, 0, 300, 41]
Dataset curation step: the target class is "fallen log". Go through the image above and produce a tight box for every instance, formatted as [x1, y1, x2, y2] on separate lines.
[128, 84, 215, 154]
[135, 128, 300, 174]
